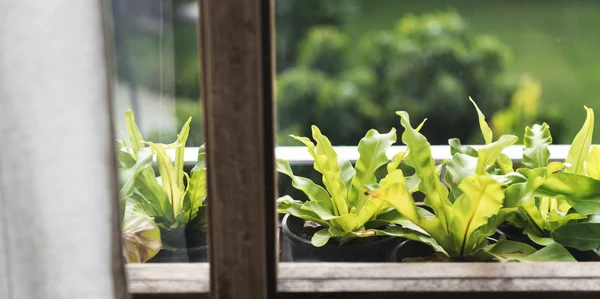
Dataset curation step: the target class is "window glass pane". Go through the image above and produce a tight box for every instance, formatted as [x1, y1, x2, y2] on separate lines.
[275, 0, 600, 264]
[109, 0, 207, 264]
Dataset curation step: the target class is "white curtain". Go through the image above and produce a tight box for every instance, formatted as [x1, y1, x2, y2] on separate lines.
[0, 1, 127, 298]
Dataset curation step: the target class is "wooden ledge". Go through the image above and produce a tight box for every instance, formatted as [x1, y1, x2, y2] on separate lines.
[127, 262, 600, 294]
[127, 264, 210, 294]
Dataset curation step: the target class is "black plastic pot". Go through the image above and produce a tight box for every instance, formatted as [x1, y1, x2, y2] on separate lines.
[390, 238, 498, 262]
[389, 240, 435, 262]
[495, 223, 541, 249]
[148, 228, 208, 263]
[280, 214, 399, 262]
[496, 224, 600, 261]
[567, 248, 600, 262]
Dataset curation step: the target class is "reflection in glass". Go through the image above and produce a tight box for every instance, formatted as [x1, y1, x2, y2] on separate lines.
[109, 0, 206, 263]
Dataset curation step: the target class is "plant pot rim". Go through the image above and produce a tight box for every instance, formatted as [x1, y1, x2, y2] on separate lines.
[281, 214, 394, 248]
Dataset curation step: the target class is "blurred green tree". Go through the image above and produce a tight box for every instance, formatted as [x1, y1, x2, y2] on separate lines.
[275, 0, 358, 72]
[278, 11, 522, 145]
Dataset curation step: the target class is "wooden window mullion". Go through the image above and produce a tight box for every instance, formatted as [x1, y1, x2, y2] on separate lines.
[199, 0, 276, 298]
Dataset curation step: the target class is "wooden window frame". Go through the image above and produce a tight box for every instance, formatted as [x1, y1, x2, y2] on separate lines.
[126, 0, 600, 299]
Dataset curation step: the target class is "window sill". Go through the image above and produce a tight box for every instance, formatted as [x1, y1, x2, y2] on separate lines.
[126, 262, 600, 294]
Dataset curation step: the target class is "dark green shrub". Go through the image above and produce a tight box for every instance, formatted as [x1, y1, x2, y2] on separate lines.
[277, 11, 519, 145]
[275, 0, 358, 72]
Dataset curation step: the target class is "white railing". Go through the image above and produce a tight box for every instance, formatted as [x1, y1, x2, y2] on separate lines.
[173, 145, 572, 166]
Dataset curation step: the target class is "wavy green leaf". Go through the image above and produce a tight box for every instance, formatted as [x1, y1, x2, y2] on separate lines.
[484, 240, 575, 262]
[385, 118, 426, 175]
[566, 106, 594, 175]
[372, 226, 448, 256]
[119, 147, 154, 202]
[349, 128, 397, 211]
[446, 153, 477, 185]
[276, 158, 332, 211]
[374, 209, 429, 235]
[497, 153, 514, 174]
[522, 123, 552, 169]
[124, 107, 145, 154]
[536, 172, 600, 215]
[292, 128, 348, 216]
[302, 201, 338, 221]
[475, 135, 518, 174]
[147, 142, 185, 217]
[448, 138, 478, 157]
[545, 210, 586, 231]
[527, 233, 555, 246]
[387, 151, 406, 174]
[174, 117, 192, 190]
[552, 222, 600, 251]
[339, 159, 355, 191]
[397, 111, 451, 232]
[451, 175, 504, 257]
[130, 170, 175, 226]
[277, 196, 330, 227]
[586, 146, 600, 180]
[469, 97, 493, 144]
[185, 165, 206, 223]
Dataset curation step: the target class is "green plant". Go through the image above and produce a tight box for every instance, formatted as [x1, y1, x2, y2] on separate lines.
[277, 125, 407, 246]
[117, 108, 207, 250]
[364, 100, 575, 262]
[117, 143, 162, 263]
[502, 107, 600, 252]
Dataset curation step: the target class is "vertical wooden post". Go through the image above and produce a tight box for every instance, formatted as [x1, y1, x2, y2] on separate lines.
[0, 1, 128, 299]
[199, 0, 276, 298]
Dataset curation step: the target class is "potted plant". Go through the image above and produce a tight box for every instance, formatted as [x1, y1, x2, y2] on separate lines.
[365, 100, 575, 262]
[278, 125, 412, 262]
[118, 143, 162, 263]
[490, 106, 600, 261]
[117, 108, 207, 263]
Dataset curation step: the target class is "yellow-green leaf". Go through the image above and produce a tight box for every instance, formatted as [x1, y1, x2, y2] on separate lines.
[147, 142, 185, 217]
[387, 151, 406, 174]
[292, 128, 348, 216]
[586, 146, 600, 180]
[475, 135, 518, 174]
[546, 209, 586, 231]
[566, 106, 594, 175]
[124, 107, 145, 154]
[451, 175, 504, 257]
[497, 153, 514, 174]
[276, 158, 332, 211]
[174, 117, 192, 190]
[523, 123, 552, 169]
[311, 228, 332, 247]
[397, 111, 451, 232]
[469, 97, 493, 144]
[349, 128, 396, 211]
[536, 172, 600, 215]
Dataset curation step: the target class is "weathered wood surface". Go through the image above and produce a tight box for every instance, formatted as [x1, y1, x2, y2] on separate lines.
[0, 1, 127, 298]
[278, 263, 600, 292]
[198, 0, 276, 298]
[127, 264, 209, 294]
[125, 262, 600, 294]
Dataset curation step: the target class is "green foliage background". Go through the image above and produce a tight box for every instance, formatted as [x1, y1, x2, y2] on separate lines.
[121, 0, 600, 146]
